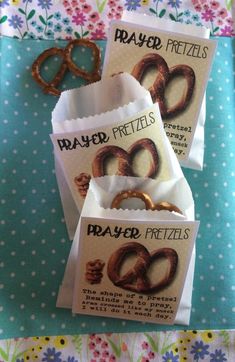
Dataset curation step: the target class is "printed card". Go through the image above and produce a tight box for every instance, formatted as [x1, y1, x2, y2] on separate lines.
[51, 105, 174, 211]
[102, 20, 216, 162]
[72, 217, 199, 325]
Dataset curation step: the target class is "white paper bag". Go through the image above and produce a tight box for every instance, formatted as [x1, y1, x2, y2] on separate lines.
[57, 176, 199, 326]
[102, 11, 216, 170]
[51, 73, 184, 239]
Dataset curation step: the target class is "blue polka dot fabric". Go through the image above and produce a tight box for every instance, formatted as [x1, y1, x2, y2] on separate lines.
[0, 36, 234, 339]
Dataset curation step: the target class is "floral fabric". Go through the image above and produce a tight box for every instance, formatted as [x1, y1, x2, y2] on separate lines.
[0, 0, 234, 40]
[0, 330, 235, 362]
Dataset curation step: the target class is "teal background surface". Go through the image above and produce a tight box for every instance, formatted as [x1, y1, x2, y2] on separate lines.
[0, 36, 234, 339]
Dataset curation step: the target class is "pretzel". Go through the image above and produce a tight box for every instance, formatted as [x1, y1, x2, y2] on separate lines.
[65, 39, 101, 82]
[74, 172, 91, 198]
[152, 201, 183, 214]
[111, 190, 153, 210]
[107, 242, 178, 293]
[128, 138, 159, 178]
[32, 39, 101, 96]
[92, 145, 133, 177]
[111, 190, 183, 214]
[92, 138, 159, 178]
[131, 53, 195, 119]
[152, 64, 195, 119]
[131, 53, 169, 102]
[85, 259, 105, 284]
[32, 48, 67, 96]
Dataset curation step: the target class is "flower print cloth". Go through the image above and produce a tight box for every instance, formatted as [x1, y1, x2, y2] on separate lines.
[0, 330, 235, 361]
[0, 0, 234, 39]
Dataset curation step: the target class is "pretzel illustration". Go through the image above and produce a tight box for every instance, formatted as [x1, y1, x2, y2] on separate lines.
[131, 53, 195, 119]
[92, 138, 159, 178]
[107, 242, 178, 293]
[111, 190, 182, 214]
[74, 172, 91, 198]
[85, 259, 105, 284]
[32, 39, 101, 96]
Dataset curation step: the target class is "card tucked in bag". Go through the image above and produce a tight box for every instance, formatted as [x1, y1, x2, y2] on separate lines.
[51, 73, 183, 239]
[102, 11, 217, 170]
[57, 176, 199, 326]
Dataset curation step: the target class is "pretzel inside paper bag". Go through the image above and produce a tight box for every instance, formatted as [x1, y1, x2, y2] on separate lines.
[111, 189, 182, 214]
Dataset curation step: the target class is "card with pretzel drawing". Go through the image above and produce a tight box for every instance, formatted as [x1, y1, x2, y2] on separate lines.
[51, 74, 182, 215]
[71, 177, 199, 325]
[102, 13, 217, 169]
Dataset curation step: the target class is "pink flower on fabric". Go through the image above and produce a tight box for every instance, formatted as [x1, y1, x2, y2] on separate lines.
[217, 8, 228, 19]
[109, 355, 116, 362]
[82, 3, 92, 13]
[95, 336, 102, 344]
[63, 0, 69, 6]
[201, 9, 215, 21]
[89, 11, 100, 23]
[88, 341, 96, 350]
[217, 19, 223, 25]
[115, 12, 122, 19]
[88, 23, 94, 30]
[72, 11, 86, 25]
[97, 21, 105, 29]
[107, 12, 114, 19]
[226, 18, 233, 25]
[66, 7, 73, 15]
[91, 28, 106, 39]
[141, 358, 150, 362]
[148, 351, 155, 359]
[101, 341, 108, 349]
[71, 0, 78, 6]
[141, 341, 149, 350]
[102, 350, 110, 358]
[220, 25, 235, 36]
[194, 4, 202, 11]
[93, 350, 100, 357]
[210, 0, 219, 9]
[191, 0, 198, 4]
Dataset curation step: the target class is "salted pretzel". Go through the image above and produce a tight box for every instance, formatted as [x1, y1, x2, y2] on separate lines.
[111, 190, 182, 214]
[32, 39, 101, 96]
[131, 53, 195, 119]
[92, 138, 159, 178]
[107, 242, 178, 293]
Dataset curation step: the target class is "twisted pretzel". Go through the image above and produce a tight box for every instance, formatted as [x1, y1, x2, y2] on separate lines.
[92, 138, 159, 178]
[107, 242, 178, 293]
[111, 190, 182, 214]
[131, 53, 195, 119]
[32, 39, 101, 96]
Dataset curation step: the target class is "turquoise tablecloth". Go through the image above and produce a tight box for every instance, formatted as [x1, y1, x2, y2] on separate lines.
[0, 36, 234, 339]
